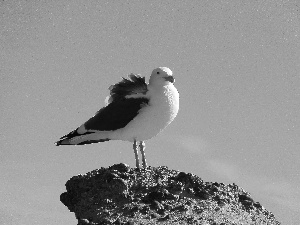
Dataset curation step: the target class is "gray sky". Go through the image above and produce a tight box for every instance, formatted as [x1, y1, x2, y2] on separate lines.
[1, 1, 299, 224]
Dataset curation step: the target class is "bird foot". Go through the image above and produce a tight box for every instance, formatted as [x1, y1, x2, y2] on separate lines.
[133, 140, 140, 168]
[133, 140, 147, 169]
[139, 141, 147, 168]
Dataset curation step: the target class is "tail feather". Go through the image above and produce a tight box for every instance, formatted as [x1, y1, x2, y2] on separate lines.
[55, 129, 110, 146]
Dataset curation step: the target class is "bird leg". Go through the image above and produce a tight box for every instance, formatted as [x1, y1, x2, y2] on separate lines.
[133, 140, 140, 168]
[139, 141, 147, 168]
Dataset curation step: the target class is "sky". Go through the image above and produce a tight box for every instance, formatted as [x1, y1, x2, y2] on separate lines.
[1, 0, 299, 224]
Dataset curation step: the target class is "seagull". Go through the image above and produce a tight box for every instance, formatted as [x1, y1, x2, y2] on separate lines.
[55, 67, 179, 168]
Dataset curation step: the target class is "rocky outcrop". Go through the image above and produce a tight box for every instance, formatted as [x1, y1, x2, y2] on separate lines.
[60, 163, 280, 225]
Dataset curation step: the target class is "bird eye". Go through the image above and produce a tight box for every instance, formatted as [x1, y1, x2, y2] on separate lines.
[157, 72, 160, 74]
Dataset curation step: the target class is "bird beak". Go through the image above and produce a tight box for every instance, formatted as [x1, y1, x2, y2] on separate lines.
[164, 76, 175, 83]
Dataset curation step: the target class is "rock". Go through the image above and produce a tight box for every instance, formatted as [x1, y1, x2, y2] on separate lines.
[60, 163, 281, 225]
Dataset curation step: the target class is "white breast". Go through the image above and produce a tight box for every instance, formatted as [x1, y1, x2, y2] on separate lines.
[113, 84, 179, 142]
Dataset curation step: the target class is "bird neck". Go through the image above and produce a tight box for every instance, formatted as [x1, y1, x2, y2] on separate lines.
[149, 78, 169, 87]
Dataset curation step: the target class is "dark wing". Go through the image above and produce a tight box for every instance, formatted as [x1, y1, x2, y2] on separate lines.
[108, 74, 148, 103]
[56, 74, 149, 145]
[58, 97, 150, 143]
[84, 97, 149, 131]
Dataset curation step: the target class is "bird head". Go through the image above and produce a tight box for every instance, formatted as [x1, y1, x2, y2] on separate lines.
[149, 67, 175, 86]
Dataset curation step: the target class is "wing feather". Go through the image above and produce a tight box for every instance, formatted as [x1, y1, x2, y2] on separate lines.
[84, 97, 149, 131]
[108, 74, 148, 103]
[56, 97, 149, 143]
[56, 73, 149, 145]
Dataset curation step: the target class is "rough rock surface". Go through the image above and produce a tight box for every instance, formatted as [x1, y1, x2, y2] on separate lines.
[60, 163, 281, 225]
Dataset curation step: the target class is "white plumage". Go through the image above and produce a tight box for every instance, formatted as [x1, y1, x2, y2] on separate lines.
[55, 67, 179, 168]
